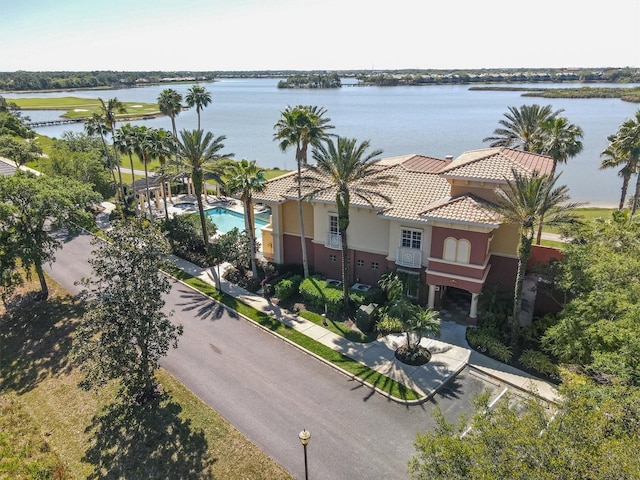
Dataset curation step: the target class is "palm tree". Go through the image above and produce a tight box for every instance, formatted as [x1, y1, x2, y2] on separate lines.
[224, 159, 267, 279]
[185, 85, 212, 130]
[304, 137, 398, 312]
[174, 129, 233, 245]
[84, 113, 117, 190]
[115, 123, 138, 206]
[534, 116, 584, 244]
[99, 97, 127, 200]
[273, 105, 334, 278]
[613, 111, 640, 214]
[151, 128, 176, 220]
[157, 88, 183, 136]
[130, 126, 155, 219]
[600, 136, 634, 210]
[483, 104, 563, 151]
[489, 168, 580, 346]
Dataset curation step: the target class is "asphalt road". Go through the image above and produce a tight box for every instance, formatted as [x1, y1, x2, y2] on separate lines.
[45, 231, 503, 480]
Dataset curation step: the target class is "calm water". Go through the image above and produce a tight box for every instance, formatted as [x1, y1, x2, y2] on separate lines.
[13, 78, 640, 206]
[205, 206, 268, 237]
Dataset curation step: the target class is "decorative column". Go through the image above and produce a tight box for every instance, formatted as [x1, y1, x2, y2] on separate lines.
[470, 292, 480, 319]
[428, 284, 436, 309]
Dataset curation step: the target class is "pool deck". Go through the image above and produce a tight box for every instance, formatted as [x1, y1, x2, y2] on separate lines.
[159, 194, 246, 218]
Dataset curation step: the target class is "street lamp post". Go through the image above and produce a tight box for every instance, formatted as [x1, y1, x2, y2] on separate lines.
[299, 428, 311, 480]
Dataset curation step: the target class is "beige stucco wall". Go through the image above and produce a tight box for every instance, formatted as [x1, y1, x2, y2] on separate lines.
[449, 181, 501, 203]
[388, 221, 432, 266]
[312, 203, 389, 254]
[490, 223, 519, 256]
[281, 200, 314, 237]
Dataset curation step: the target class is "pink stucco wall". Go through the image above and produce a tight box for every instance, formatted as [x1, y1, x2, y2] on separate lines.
[430, 226, 489, 265]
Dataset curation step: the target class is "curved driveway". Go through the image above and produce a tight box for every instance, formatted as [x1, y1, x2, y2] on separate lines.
[46, 231, 499, 479]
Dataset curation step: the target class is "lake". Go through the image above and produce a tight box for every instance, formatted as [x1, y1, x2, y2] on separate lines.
[13, 78, 640, 206]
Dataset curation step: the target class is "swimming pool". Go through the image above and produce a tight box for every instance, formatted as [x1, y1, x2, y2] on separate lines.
[204, 207, 269, 236]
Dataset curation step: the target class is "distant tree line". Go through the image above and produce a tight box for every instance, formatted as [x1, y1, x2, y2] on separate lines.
[277, 73, 341, 89]
[356, 67, 640, 86]
[0, 71, 216, 91]
[2, 68, 638, 92]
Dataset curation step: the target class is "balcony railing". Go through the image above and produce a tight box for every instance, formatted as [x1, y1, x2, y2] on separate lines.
[325, 232, 342, 250]
[396, 247, 422, 268]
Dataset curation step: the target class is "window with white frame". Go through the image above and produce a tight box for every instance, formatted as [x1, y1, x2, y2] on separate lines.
[371, 262, 379, 270]
[401, 228, 422, 250]
[443, 237, 471, 264]
[329, 214, 339, 234]
[329, 254, 337, 262]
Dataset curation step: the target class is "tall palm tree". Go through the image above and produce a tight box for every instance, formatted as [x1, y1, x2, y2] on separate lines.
[115, 123, 138, 206]
[304, 137, 398, 312]
[157, 88, 183, 136]
[600, 136, 633, 210]
[85, 113, 117, 190]
[534, 116, 584, 244]
[489, 168, 580, 346]
[130, 126, 155, 219]
[224, 159, 267, 279]
[185, 85, 212, 130]
[174, 129, 233, 245]
[483, 104, 563, 151]
[152, 128, 176, 220]
[273, 105, 334, 278]
[99, 97, 127, 200]
[613, 111, 640, 215]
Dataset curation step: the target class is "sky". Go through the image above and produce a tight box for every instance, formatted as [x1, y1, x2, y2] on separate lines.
[1, 0, 638, 72]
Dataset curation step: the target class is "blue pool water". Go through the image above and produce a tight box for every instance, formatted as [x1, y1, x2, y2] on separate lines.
[204, 207, 268, 236]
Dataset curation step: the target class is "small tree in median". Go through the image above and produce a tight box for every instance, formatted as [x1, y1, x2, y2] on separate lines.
[71, 221, 183, 403]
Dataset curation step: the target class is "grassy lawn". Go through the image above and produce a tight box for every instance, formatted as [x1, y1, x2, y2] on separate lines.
[0, 278, 292, 479]
[7, 96, 160, 120]
[544, 207, 615, 234]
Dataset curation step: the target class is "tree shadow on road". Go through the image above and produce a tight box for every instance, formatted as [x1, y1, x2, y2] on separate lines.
[174, 287, 237, 322]
[83, 395, 215, 479]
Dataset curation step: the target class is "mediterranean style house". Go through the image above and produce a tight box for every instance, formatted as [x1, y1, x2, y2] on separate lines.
[253, 147, 554, 322]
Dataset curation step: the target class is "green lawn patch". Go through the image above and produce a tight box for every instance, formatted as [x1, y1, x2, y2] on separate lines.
[544, 207, 615, 234]
[167, 267, 421, 401]
[7, 96, 161, 120]
[297, 309, 373, 343]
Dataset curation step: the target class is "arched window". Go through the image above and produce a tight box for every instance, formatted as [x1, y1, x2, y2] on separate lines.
[443, 237, 471, 264]
[443, 237, 457, 262]
[456, 239, 471, 264]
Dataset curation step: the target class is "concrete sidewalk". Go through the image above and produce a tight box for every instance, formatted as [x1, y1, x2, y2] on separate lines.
[169, 255, 560, 405]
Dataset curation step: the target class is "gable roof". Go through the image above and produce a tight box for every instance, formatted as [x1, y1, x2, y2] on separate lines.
[440, 147, 554, 183]
[418, 194, 501, 227]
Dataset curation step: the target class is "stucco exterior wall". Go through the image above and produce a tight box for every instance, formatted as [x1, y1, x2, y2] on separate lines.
[449, 182, 501, 203]
[312, 203, 389, 255]
[430, 226, 489, 265]
[282, 200, 314, 237]
[490, 223, 519, 256]
[387, 221, 432, 266]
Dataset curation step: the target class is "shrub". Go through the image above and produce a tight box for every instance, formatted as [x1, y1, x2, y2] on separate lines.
[161, 215, 215, 267]
[275, 275, 302, 301]
[519, 349, 559, 378]
[376, 314, 403, 334]
[467, 327, 513, 363]
[299, 277, 343, 314]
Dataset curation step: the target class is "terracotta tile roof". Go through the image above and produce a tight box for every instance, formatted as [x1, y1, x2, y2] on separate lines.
[254, 147, 552, 226]
[440, 147, 554, 182]
[419, 195, 501, 226]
